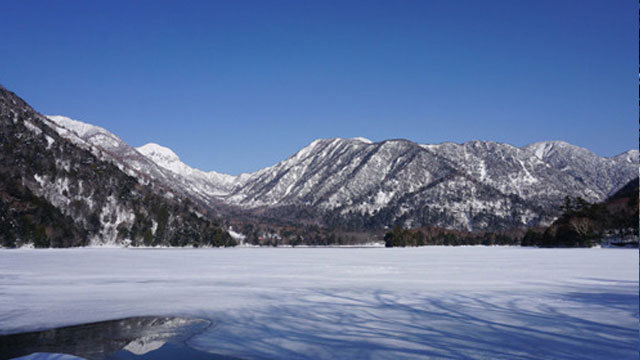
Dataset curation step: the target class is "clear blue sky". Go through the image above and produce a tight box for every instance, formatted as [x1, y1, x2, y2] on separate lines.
[1, 1, 636, 175]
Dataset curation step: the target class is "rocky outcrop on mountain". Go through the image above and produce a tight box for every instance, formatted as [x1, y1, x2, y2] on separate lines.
[0, 86, 232, 247]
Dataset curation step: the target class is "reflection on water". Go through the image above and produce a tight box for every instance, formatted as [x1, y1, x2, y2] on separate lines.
[0, 316, 239, 360]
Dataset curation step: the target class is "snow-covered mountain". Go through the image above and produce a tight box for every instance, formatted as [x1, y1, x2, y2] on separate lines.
[42, 117, 638, 232]
[136, 142, 238, 195]
[5, 79, 634, 248]
[0, 86, 233, 248]
[45, 115, 172, 183]
[44, 115, 239, 211]
[523, 140, 638, 198]
[224, 138, 637, 230]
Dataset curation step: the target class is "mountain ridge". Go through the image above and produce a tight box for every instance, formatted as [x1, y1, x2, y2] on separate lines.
[43, 113, 638, 232]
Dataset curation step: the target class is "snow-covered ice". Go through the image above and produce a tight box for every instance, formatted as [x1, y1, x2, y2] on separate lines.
[0, 247, 637, 359]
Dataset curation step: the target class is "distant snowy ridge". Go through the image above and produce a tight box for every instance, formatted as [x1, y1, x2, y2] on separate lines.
[45, 115, 239, 207]
[223, 138, 637, 230]
[45, 115, 176, 183]
[136, 142, 238, 193]
[44, 114, 638, 231]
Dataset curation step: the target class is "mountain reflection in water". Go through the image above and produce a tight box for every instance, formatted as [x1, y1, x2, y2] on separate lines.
[0, 316, 240, 360]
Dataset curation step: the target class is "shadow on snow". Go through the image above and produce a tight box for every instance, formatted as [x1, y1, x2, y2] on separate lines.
[191, 285, 638, 360]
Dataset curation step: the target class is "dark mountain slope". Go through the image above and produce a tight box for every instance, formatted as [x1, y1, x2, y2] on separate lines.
[522, 177, 638, 247]
[0, 172, 84, 247]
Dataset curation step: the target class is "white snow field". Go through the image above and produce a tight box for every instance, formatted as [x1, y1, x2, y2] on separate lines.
[0, 247, 637, 360]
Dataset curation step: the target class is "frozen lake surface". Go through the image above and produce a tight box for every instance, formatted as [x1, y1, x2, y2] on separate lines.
[0, 247, 638, 359]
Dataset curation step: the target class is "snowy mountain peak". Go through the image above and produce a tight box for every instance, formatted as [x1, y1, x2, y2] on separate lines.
[45, 113, 239, 202]
[136, 143, 239, 195]
[351, 137, 373, 144]
[136, 143, 181, 164]
[523, 141, 585, 160]
[611, 149, 639, 163]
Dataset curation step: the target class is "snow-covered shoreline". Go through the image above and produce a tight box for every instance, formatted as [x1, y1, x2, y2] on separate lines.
[9, 242, 636, 249]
